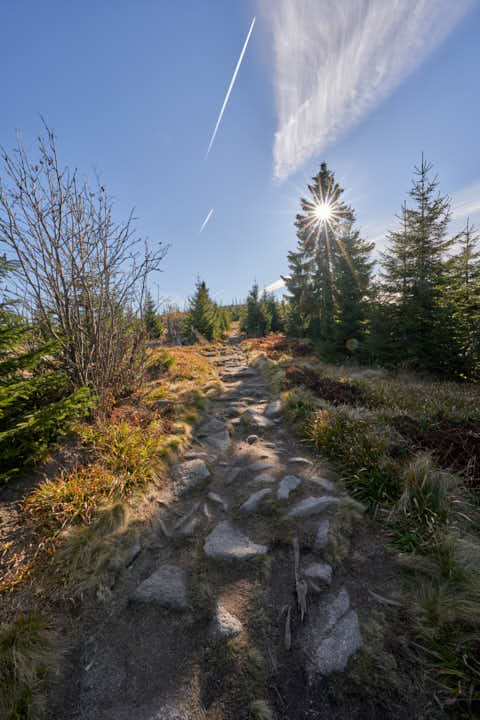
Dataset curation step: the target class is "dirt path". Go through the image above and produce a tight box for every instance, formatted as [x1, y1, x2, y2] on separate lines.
[48, 338, 408, 720]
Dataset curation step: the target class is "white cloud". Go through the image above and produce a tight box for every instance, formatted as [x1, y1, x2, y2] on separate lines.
[262, 278, 286, 293]
[265, 0, 473, 180]
[451, 181, 480, 222]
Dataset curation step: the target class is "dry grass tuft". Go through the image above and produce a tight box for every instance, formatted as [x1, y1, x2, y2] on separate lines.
[0, 613, 59, 720]
[249, 699, 274, 720]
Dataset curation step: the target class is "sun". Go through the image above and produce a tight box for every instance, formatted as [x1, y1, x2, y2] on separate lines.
[314, 203, 332, 222]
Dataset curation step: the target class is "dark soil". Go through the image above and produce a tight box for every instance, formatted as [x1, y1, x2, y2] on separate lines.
[285, 365, 366, 407]
[392, 415, 480, 485]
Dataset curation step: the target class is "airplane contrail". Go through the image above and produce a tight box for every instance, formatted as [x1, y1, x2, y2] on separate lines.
[199, 208, 214, 233]
[205, 16, 256, 158]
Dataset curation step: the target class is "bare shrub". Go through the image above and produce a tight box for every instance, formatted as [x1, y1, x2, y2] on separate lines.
[0, 124, 168, 411]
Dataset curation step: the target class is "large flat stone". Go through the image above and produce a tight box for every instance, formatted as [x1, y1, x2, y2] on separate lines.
[287, 496, 339, 518]
[311, 610, 363, 676]
[205, 430, 231, 452]
[240, 488, 272, 512]
[175, 459, 210, 495]
[197, 416, 225, 437]
[302, 588, 362, 677]
[131, 565, 188, 610]
[204, 521, 267, 560]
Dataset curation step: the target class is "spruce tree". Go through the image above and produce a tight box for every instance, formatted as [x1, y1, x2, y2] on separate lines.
[306, 164, 354, 348]
[443, 219, 480, 378]
[282, 245, 314, 336]
[266, 293, 284, 333]
[285, 163, 355, 355]
[333, 229, 375, 358]
[0, 284, 92, 482]
[380, 156, 455, 374]
[187, 279, 218, 341]
[285, 163, 375, 359]
[143, 290, 163, 339]
[243, 283, 271, 337]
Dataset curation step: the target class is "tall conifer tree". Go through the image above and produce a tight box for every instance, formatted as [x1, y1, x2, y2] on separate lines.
[333, 229, 375, 357]
[443, 219, 480, 377]
[381, 156, 455, 374]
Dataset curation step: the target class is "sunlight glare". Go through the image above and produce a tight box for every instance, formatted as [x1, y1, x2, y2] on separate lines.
[314, 203, 332, 222]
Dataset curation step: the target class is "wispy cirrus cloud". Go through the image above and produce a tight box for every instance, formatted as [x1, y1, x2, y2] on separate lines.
[265, 0, 473, 180]
[451, 181, 480, 221]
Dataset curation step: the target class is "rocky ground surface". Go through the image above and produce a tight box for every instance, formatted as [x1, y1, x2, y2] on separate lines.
[48, 338, 406, 720]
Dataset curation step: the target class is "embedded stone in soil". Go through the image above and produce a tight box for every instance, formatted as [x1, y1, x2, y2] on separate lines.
[255, 473, 276, 484]
[247, 461, 273, 472]
[288, 457, 313, 466]
[303, 562, 332, 585]
[196, 416, 225, 437]
[175, 459, 210, 495]
[310, 610, 362, 676]
[224, 467, 242, 485]
[311, 476, 335, 492]
[302, 587, 363, 677]
[287, 496, 340, 518]
[277, 475, 301, 500]
[204, 521, 267, 560]
[207, 491, 228, 511]
[131, 565, 188, 610]
[242, 410, 273, 429]
[314, 517, 330, 551]
[240, 488, 272, 512]
[204, 430, 231, 452]
[208, 604, 243, 642]
[265, 400, 282, 417]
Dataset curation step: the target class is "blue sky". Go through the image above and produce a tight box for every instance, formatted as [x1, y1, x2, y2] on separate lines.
[1, 0, 480, 307]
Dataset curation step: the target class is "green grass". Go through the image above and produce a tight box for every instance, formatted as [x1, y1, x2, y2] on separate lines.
[308, 404, 399, 507]
[251, 354, 286, 395]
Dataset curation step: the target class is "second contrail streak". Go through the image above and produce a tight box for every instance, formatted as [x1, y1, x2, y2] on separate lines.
[199, 208, 214, 233]
[205, 16, 256, 158]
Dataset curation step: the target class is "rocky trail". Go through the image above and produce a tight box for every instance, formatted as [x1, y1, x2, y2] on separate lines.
[49, 337, 401, 720]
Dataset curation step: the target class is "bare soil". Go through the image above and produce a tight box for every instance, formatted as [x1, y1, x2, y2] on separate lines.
[392, 414, 480, 485]
[284, 364, 367, 407]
